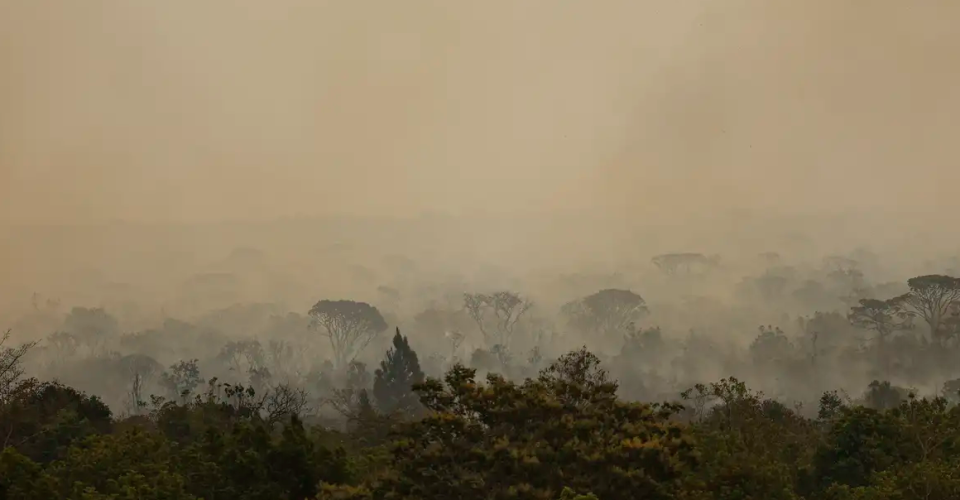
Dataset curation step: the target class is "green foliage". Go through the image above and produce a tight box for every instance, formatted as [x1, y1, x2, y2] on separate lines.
[0, 447, 57, 500]
[372, 328, 425, 416]
[48, 429, 195, 500]
[681, 377, 817, 500]
[558, 487, 599, 500]
[0, 381, 112, 463]
[12, 344, 960, 499]
[371, 348, 696, 500]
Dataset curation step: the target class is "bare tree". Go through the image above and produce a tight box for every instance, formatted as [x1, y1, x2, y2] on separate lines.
[891, 275, 960, 345]
[463, 292, 532, 347]
[265, 383, 310, 423]
[308, 300, 388, 368]
[265, 339, 301, 382]
[124, 372, 147, 416]
[217, 340, 267, 377]
[0, 330, 38, 403]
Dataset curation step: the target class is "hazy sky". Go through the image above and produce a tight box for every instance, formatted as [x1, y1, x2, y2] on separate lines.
[1, 1, 959, 225]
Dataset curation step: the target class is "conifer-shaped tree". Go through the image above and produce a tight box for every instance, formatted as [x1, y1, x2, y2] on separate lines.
[372, 328, 425, 416]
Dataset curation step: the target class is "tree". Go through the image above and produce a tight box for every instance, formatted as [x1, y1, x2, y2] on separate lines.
[308, 300, 388, 368]
[372, 328, 425, 416]
[737, 272, 790, 302]
[47, 429, 196, 500]
[679, 377, 818, 500]
[559, 487, 598, 500]
[651, 253, 719, 275]
[0, 447, 58, 500]
[0, 329, 37, 403]
[0, 381, 113, 463]
[848, 298, 912, 377]
[374, 350, 696, 499]
[560, 289, 648, 340]
[862, 380, 910, 411]
[413, 305, 472, 339]
[61, 306, 119, 353]
[463, 291, 532, 347]
[748, 325, 794, 369]
[160, 360, 204, 403]
[329, 361, 372, 422]
[891, 275, 960, 344]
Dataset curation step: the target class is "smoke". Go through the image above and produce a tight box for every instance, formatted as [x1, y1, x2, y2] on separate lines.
[3, 1, 955, 226]
[1, 1, 960, 306]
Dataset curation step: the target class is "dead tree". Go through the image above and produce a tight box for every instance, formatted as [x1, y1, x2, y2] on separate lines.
[463, 292, 532, 347]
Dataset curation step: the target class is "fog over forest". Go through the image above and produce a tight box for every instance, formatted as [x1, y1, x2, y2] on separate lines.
[2, 2, 960, 498]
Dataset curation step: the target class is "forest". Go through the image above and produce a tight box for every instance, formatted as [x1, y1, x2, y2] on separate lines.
[4, 224, 960, 500]
[3, 0, 958, 497]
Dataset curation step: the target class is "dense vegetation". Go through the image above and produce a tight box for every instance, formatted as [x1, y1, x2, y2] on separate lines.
[6, 249, 960, 499]
[6, 340, 960, 499]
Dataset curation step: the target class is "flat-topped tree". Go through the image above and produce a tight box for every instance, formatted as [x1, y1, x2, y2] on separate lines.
[561, 289, 648, 340]
[651, 253, 720, 276]
[308, 300, 388, 368]
[891, 275, 960, 345]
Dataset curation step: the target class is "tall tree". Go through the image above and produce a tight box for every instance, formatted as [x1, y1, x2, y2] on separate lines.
[372, 328, 425, 416]
[848, 298, 912, 376]
[560, 289, 648, 340]
[308, 300, 388, 368]
[891, 275, 960, 345]
[463, 291, 532, 347]
[847, 299, 910, 345]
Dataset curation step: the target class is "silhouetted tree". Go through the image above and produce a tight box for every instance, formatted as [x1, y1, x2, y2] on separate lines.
[849, 298, 912, 377]
[749, 325, 794, 369]
[159, 359, 204, 403]
[308, 300, 388, 368]
[372, 328, 425, 416]
[561, 289, 648, 340]
[463, 291, 531, 347]
[651, 252, 719, 275]
[0, 330, 37, 402]
[62, 307, 119, 353]
[892, 275, 960, 344]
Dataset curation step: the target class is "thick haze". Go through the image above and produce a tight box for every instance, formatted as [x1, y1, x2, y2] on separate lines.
[2, 1, 958, 225]
[6, 2, 960, 416]
[3, 1, 960, 314]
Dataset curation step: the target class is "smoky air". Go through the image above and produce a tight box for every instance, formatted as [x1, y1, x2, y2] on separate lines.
[1, 2, 959, 498]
